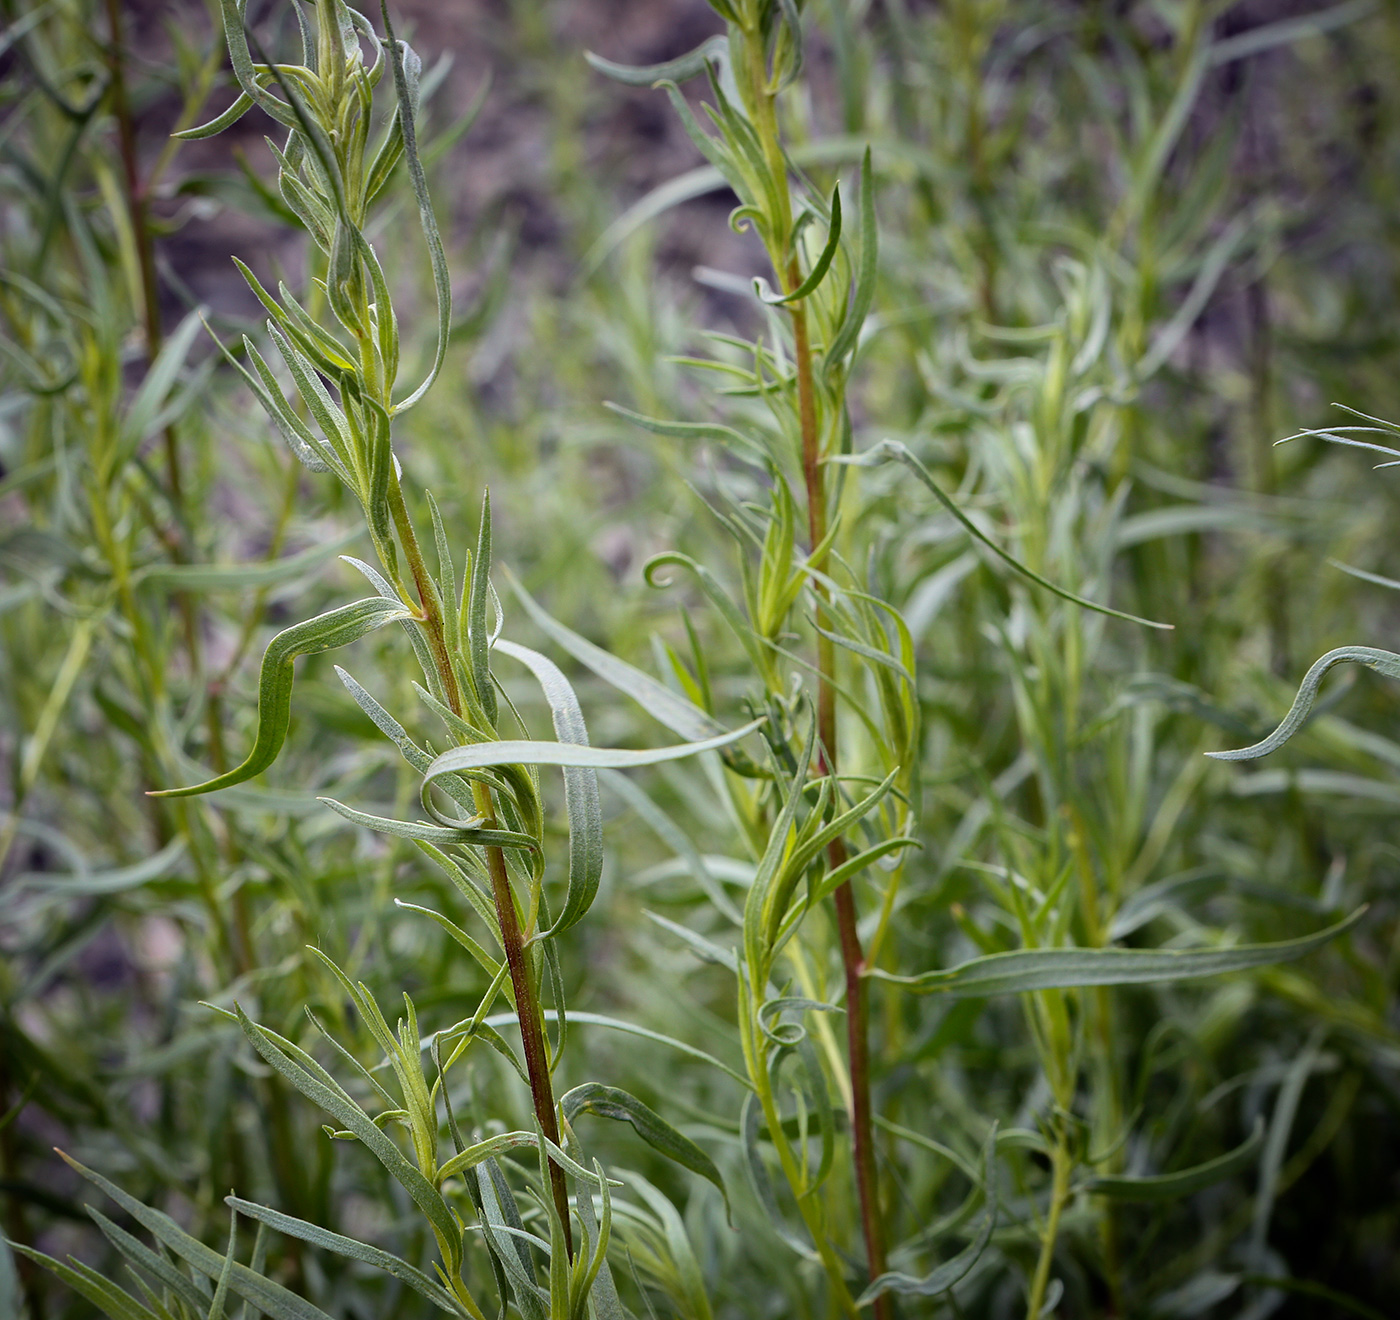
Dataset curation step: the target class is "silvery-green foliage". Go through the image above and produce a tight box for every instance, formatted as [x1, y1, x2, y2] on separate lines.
[8, 3, 735, 1318]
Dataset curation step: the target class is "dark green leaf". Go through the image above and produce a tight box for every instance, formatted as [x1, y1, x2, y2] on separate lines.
[563, 1083, 728, 1214]
[1084, 1120, 1264, 1201]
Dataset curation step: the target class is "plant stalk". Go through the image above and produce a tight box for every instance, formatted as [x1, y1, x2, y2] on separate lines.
[790, 260, 889, 1313]
[741, 12, 891, 1300]
[1027, 1129, 1072, 1320]
[389, 479, 574, 1258]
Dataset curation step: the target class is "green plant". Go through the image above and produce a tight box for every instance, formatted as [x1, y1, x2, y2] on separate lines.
[5, 0, 1400, 1317]
[9, 2, 744, 1316]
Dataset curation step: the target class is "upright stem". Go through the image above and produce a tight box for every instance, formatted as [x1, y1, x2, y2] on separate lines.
[104, 0, 216, 782]
[740, 17, 890, 1307]
[791, 282, 889, 1316]
[389, 481, 574, 1258]
[102, 0, 183, 511]
[1027, 1129, 1072, 1320]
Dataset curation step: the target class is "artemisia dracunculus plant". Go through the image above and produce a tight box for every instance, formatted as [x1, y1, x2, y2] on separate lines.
[15, 2, 755, 1317]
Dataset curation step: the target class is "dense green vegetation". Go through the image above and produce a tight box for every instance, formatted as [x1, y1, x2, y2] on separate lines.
[2, 1, 1399, 1317]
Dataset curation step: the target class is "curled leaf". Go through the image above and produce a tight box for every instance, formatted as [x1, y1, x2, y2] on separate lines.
[1206, 646, 1400, 761]
[858, 1125, 998, 1305]
[562, 1083, 729, 1215]
[151, 598, 412, 797]
[584, 35, 727, 87]
[834, 440, 1172, 630]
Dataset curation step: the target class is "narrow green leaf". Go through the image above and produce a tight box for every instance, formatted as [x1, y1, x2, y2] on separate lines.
[834, 441, 1173, 630]
[740, 1092, 818, 1260]
[224, 1198, 469, 1316]
[173, 89, 256, 138]
[7, 1241, 156, 1320]
[0, 1240, 23, 1320]
[494, 640, 602, 937]
[396, 899, 504, 983]
[232, 1010, 463, 1266]
[824, 148, 876, 367]
[509, 572, 725, 742]
[13, 838, 186, 899]
[137, 528, 364, 592]
[151, 597, 411, 796]
[858, 1126, 997, 1304]
[583, 35, 727, 87]
[873, 908, 1364, 996]
[644, 910, 740, 974]
[763, 185, 841, 304]
[87, 1208, 211, 1314]
[208, 1210, 237, 1320]
[422, 719, 764, 788]
[468, 493, 497, 725]
[476, 1161, 547, 1320]
[810, 837, 920, 905]
[378, 2, 450, 410]
[562, 1083, 728, 1213]
[1206, 647, 1400, 761]
[318, 797, 536, 852]
[599, 767, 742, 925]
[1084, 1120, 1264, 1201]
[481, 1008, 748, 1089]
[52, 1155, 338, 1320]
[122, 309, 205, 452]
[604, 402, 770, 464]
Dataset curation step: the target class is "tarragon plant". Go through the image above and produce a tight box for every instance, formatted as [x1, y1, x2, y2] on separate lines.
[572, 5, 1369, 1318]
[12, 3, 753, 1317]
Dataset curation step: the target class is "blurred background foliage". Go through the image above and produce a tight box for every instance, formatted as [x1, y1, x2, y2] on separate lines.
[2, 0, 1400, 1316]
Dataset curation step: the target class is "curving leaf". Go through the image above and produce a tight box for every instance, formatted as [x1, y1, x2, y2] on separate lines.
[562, 1083, 728, 1215]
[874, 908, 1365, 996]
[509, 571, 725, 742]
[833, 440, 1172, 630]
[13, 837, 186, 899]
[858, 1126, 998, 1305]
[1084, 1119, 1264, 1201]
[495, 639, 602, 937]
[173, 89, 256, 139]
[1206, 647, 1400, 761]
[584, 35, 727, 87]
[824, 148, 876, 367]
[604, 402, 770, 464]
[762, 185, 842, 305]
[151, 597, 411, 797]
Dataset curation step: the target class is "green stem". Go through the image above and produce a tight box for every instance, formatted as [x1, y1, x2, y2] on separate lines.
[1027, 1128, 1072, 1320]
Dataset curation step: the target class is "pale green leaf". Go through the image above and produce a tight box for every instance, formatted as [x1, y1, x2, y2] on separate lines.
[874, 909, 1364, 996]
